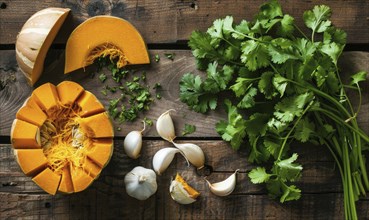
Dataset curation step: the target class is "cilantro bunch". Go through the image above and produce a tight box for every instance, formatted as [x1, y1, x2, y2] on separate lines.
[179, 1, 369, 219]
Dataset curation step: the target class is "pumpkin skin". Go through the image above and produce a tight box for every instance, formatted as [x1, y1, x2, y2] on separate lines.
[64, 15, 150, 74]
[11, 81, 114, 195]
[15, 8, 70, 85]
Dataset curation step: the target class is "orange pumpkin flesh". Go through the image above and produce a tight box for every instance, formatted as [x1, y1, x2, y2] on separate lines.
[64, 16, 150, 74]
[11, 81, 114, 194]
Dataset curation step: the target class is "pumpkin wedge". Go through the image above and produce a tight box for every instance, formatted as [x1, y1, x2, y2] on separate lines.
[11, 81, 114, 195]
[14, 149, 47, 176]
[64, 16, 150, 74]
[16, 8, 70, 85]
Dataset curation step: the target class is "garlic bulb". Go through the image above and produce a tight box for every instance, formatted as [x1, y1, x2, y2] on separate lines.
[172, 142, 205, 169]
[124, 121, 146, 159]
[170, 173, 200, 204]
[124, 166, 157, 200]
[205, 169, 239, 196]
[152, 148, 188, 175]
[156, 109, 176, 142]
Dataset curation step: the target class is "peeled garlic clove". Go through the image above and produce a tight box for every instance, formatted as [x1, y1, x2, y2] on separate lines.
[170, 173, 200, 205]
[124, 122, 146, 159]
[152, 148, 181, 175]
[156, 109, 176, 142]
[205, 169, 239, 196]
[172, 142, 205, 169]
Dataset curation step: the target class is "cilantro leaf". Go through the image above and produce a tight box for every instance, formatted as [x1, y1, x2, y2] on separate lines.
[350, 71, 367, 85]
[320, 42, 343, 65]
[294, 117, 316, 142]
[303, 5, 332, 33]
[216, 99, 247, 150]
[179, 73, 218, 113]
[241, 39, 270, 71]
[189, 31, 219, 60]
[232, 20, 251, 39]
[272, 74, 288, 97]
[277, 14, 294, 37]
[249, 167, 271, 184]
[258, 72, 276, 99]
[276, 153, 302, 182]
[268, 38, 298, 64]
[237, 87, 257, 109]
[274, 93, 312, 122]
[204, 62, 234, 92]
[182, 124, 196, 136]
[280, 184, 301, 202]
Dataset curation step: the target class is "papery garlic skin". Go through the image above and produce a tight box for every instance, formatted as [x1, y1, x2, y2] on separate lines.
[152, 148, 183, 175]
[172, 142, 205, 169]
[124, 122, 146, 159]
[124, 131, 142, 159]
[170, 179, 197, 204]
[205, 169, 239, 196]
[156, 109, 176, 142]
[124, 166, 157, 200]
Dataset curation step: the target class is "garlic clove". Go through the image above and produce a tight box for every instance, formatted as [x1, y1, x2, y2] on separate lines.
[205, 169, 239, 196]
[169, 173, 200, 204]
[124, 131, 142, 159]
[152, 147, 188, 175]
[124, 166, 157, 200]
[172, 142, 205, 169]
[156, 109, 176, 142]
[124, 121, 146, 159]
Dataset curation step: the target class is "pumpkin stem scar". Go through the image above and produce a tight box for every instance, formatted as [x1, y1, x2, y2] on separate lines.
[86, 43, 128, 69]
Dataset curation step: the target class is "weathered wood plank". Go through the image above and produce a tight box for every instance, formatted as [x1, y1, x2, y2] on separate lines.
[1, 50, 369, 138]
[0, 49, 224, 137]
[0, 0, 369, 44]
[2, 140, 368, 219]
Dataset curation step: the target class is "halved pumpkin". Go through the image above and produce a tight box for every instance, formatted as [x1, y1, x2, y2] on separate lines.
[11, 81, 114, 195]
[64, 16, 150, 74]
[16, 8, 70, 85]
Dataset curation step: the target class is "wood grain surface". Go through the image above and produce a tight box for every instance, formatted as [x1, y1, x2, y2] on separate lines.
[2, 0, 369, 219]
[2, 140, 369, 219]
[1, 0, 369, 44]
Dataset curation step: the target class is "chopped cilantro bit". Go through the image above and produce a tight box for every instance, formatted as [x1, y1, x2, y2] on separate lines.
[99, 73, 107, 82]
[155, 54, 160, 62]
[182, 124, 196, 136]
[165, 53, 175, 60]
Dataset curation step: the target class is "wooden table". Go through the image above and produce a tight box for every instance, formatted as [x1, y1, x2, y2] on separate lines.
[1, 1, 369, 219]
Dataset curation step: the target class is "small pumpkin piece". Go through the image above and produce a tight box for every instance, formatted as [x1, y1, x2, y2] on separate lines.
[70, 167, 94, 192]
[83, 158, 102, 178]
[57, 81, 85, 106]
[175, 173, 200, 199]
[32, 167, 61, 195]
[14, 149, 47, 176]
[58, 165, 74, 193]
[78, 112, 113, 138]
[86, 139, 114, 168]
[16, 103, 47, 127]
[11, 119, 41, 149]
[64, 16, 150, 74]
[32, 83, 60, 115]
[76, 91, 105, 117]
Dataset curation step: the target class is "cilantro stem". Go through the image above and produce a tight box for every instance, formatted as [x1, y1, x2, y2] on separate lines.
[277, 100, 314, 160]
[293, 24, 309, 40]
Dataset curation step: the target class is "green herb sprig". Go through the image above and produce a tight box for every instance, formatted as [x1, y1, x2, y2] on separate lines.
[179, 1, 368, 219]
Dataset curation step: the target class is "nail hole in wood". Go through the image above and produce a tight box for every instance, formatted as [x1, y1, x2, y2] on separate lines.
[0, 2, 7, 9]
[45, 202, 51, 208]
